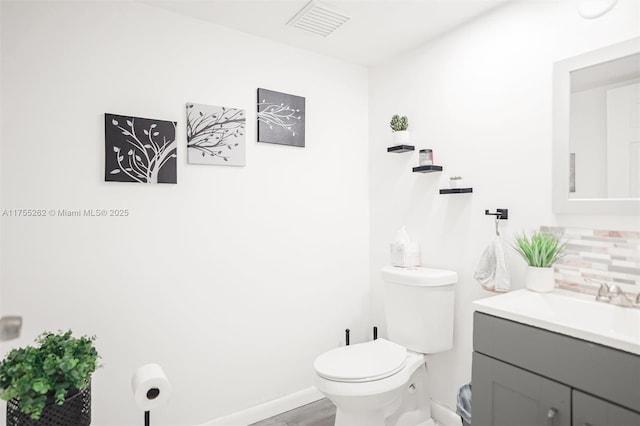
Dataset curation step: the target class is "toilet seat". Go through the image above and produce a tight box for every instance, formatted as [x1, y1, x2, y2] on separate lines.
[313, 339, 407, 383]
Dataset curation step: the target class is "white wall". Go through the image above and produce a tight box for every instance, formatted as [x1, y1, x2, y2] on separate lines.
[369, 0, 639, 414]
[0, 0, 3, 316]
[0, 2, 370, 425]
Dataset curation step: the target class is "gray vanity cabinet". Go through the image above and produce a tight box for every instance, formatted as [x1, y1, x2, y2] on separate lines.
[473, 352, 570, 426]
[573, 391, 640, 426]
[472, 312, 640, 426]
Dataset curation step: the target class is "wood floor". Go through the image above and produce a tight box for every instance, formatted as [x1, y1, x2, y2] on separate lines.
[249, 398, 336, 426]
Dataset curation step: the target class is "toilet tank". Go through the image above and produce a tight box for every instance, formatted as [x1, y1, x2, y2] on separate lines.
[381, 266, 457, 354]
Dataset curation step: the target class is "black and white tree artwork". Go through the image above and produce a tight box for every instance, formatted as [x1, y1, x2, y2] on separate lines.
[105, 113, 177, 184]
[186, 103, 246, 166]
[257, 88, 306, 147]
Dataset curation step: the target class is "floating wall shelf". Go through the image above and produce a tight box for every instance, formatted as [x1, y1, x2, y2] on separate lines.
[387, 145, 415, 153]
[440, 188, 473, 194]
[412, 165, 443, 173]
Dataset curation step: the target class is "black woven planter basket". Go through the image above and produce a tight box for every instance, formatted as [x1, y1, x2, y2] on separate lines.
[6, 383, 91, 426]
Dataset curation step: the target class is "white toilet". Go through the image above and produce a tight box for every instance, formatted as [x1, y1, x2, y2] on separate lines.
[313, 266, 457, 426]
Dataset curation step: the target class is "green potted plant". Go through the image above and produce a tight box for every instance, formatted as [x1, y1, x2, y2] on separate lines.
[0, 330, 100, 425]
[512, 230, 566, 292]
[389, 114, 410, 144]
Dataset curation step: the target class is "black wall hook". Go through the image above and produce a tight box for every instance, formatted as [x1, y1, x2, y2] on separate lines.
[485, 209, 508, 220]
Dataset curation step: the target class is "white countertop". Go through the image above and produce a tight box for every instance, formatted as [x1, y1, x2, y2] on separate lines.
[473, 289, 640, 355]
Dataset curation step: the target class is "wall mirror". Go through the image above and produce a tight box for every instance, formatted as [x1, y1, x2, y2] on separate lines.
[553, 37, 640, 214]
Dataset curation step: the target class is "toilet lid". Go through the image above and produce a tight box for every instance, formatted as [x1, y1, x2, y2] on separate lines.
[314, 339, 407, 383]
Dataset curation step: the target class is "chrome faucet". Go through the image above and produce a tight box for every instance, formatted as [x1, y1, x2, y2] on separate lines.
[587, 279, 638, 309]
[608, 284, 634, 308]
[594, 281, 610, 302]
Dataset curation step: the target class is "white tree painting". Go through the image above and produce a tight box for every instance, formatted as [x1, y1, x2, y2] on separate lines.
[257, 88, 306, 147]
[186, 103, 246, 166]
[105, 113, 177, 184]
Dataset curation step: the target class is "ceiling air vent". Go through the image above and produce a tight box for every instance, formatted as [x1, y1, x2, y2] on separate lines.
[287, 0, 350, 37]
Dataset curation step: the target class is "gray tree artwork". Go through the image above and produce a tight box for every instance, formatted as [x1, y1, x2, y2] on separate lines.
[186, 103, 246, 166]
[105, 113, 177, 184]
[257, 88, 306, 147]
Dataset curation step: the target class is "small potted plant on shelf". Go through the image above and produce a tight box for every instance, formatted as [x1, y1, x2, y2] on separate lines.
[512, 230, 566, 292]
[389, 114, 410, 144]
[0, 330, 100, 425]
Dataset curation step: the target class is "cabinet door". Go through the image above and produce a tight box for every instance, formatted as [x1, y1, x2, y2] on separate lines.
[472, 352, 571, 426]
[573, 390, 640, 426]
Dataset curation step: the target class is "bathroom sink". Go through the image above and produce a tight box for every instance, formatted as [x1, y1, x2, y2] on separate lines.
[473, 289, 640, 355]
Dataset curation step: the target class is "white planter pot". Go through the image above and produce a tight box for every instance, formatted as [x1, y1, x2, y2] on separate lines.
[525, 266, 555, 292]
[393, 130, 410, 144]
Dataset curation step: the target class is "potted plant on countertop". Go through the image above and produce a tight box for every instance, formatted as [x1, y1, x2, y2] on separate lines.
[390, 114, 410, 144]
[512, 230, 566, 292]
[0, 330, 100, 425]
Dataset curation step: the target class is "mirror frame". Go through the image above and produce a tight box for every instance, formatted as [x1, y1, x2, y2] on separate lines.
[552, 37, 640, 215]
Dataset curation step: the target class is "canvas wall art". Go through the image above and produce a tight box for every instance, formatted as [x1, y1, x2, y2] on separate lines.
[186, 103, 246, 166]
[105, 113, 177, 184]
[257, 88, 306, 147]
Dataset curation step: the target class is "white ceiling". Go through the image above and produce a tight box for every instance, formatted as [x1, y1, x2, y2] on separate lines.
[145, 0, 511, 67]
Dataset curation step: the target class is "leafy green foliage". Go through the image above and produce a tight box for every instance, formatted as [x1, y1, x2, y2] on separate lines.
[512, 231, 566, 267]
[0, 331, 99, 419]
[389, 114, 409, 132]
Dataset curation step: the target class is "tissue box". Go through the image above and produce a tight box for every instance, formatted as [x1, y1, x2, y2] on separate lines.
[390, 242, 420, 267]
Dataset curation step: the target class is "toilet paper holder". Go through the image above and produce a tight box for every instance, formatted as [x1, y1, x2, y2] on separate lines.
[344, 327, 378, 347]
[132, 364, 171, 426]
[143, 388, 160, 426]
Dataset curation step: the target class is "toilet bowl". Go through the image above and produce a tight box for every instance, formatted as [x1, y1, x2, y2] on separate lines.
[313, 339, 432, 426]
[313, 266, 457, 426]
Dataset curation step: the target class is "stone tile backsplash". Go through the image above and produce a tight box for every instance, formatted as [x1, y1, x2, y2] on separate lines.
[541, 226, 640, 295]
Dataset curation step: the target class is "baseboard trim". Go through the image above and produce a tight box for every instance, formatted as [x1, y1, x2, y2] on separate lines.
[431, 400, 461, 426]
[201, 387, 324, 426]
[201, 388, 460, 426]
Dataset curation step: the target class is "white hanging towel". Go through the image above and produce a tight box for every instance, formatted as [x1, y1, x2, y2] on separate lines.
[474, 235, 511, 292]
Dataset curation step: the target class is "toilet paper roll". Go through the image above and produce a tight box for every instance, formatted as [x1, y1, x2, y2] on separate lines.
[132, 363, 172, 411]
